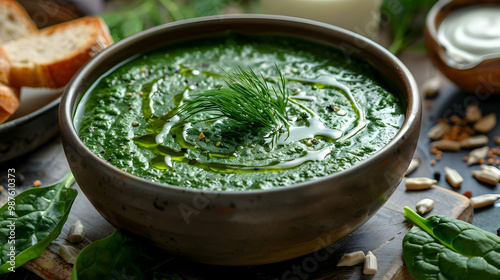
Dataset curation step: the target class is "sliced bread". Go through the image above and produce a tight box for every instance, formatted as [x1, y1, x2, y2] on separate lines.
[0, 0, 37, 45]
[0, 16, 113, 89]
[0, 47, 10, 85]
[0, 82, 19, 123]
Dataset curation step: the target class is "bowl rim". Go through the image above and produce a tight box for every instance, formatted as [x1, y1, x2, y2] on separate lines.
[60, 14, 420, 196]
[426, 0, 500, 70]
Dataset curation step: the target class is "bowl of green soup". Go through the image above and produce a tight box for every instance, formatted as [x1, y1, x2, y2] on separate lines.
[60, 15, 421, 265]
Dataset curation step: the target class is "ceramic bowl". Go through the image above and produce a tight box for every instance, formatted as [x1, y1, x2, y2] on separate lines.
[60, 15, 421, 265]
[425, 0, 500, 94]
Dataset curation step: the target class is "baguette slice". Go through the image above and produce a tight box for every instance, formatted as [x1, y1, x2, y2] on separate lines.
[0, 0, 37, 45]
[0, 47, 10, 85]
[0, 82, 20, 123]
[0, 16, 113, 89]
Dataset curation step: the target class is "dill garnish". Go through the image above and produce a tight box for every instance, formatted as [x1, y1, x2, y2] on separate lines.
[177, 65, 291, 145]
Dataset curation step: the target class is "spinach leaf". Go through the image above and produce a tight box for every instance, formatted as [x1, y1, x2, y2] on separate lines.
[0, 173, 77, 273]
[72, 230, 182, 280]
[403, 206, 500, 280]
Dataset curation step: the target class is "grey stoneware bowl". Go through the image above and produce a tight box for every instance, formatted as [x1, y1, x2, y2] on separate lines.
[59, 15, 421, 266]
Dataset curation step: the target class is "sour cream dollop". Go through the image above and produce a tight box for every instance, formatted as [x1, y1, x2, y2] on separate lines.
[437, 7, 500, 68]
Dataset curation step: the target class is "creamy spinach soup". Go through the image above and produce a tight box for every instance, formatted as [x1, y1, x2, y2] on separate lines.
[76, 34, 405, 191]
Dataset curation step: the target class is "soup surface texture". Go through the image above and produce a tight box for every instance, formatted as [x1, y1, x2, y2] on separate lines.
[77, 34, 405, 191]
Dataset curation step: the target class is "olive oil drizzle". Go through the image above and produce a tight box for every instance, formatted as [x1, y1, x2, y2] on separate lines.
[134, 68, 365, 173]
[286, 75, 366, 140]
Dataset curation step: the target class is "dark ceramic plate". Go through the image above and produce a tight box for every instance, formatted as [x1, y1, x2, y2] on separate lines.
[0, 0, 82, 163]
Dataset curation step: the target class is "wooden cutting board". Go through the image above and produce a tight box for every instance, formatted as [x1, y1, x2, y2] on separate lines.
[0, 139, 472, 280]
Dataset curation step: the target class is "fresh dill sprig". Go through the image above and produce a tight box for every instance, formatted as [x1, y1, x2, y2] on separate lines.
[178, 65, 291, 144]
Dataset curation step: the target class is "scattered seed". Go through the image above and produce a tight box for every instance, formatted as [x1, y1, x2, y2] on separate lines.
[423, 76, 441, 97]
[428, 121, 451, 140]
[465, 104, 482, 123]
[462, 191, 472, 198]
[125, 92, 132, 97]
[470, 194, 500, 209]
[472, 170, 500, 185]
[480, 165, 500, 177]
[306, 139, 313, 146]
[444, 166, 463, 188]
[55, 241, 80, 265]
[473, 113, 496, 133]
[463, 156, 468, 162]
[363, 251, 378, 275]
[495, 136, 500, 146]
[416, 198, 434, 215]
[130, 151, 136, 154]
[216, 141, 221, 147]
[459, 135, 489, 148]
[405, 177, 437, 190]
[140, 67, 147, 73]
[68, 220, 85, 243]
[337, 251, 365, 267]
[33, 180, 41, 187]
[479, 159, 486, 164]
[293, 88, 301, 93]
[431, 159, 436, 166]
[198, 132, 206, 141]
[488, 158, 495, 164]
[468, 146, 489, 165]
[405, 159, 420, 175]
[132, 121, 139, 126]
[109, 97, 115, 102]
[431, 139, 461, 151]
[450, 115, 461, 125]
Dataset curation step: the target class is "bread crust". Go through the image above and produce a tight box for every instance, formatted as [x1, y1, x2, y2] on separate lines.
[0, 47, 10, 85]
[6, 16, 114, 89]
[0, 83, 20, 123]
[0, 0, 37, 33]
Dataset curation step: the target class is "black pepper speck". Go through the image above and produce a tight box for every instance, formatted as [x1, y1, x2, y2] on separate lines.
[434, 172, 441, 182]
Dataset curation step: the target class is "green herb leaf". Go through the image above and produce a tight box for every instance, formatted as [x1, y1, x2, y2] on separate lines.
[100, 0, 169, 42]
[403, 206, 500, 280]
[0, 173, 77, 274]
[72, 230, 181, 280]
[178, 65, 291, 144]
[381, 0, 438, 54]
[100, 0, 248, 42]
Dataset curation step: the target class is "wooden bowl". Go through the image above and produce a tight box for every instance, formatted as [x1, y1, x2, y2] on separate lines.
[425, 0, 500, 94]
